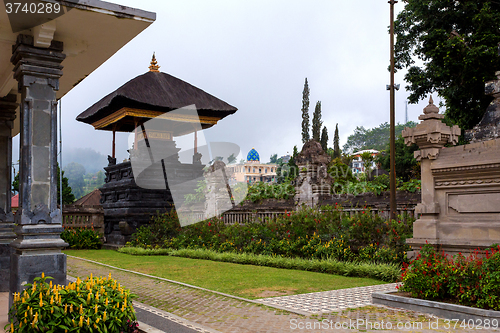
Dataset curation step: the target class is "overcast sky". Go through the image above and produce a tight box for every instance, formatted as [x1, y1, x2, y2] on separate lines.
[14, 0, 436, 168]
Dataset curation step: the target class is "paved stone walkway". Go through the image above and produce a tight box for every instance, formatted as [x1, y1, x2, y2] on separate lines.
[67, 257, 483, 332]
[257, 283, 399, 314]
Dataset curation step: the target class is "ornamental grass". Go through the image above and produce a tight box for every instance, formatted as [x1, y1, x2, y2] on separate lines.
[6, 273, 138, 333]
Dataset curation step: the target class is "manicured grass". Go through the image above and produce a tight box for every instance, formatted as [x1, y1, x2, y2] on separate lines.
[64, 249, 388, 299]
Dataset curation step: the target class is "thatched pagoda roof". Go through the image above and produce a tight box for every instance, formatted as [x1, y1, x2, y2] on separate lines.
[76, 68, 237, 132]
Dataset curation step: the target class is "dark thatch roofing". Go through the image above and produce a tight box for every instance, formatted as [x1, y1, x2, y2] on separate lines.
[76, 71, 238, 126]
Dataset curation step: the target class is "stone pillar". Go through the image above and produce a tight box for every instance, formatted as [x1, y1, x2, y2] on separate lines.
[9, 35, 67, 305]
[0, 94, 17, 292]
[402, 97, 460, 258]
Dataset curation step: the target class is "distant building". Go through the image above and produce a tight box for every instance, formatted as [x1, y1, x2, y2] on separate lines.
[227, 148, 277, 184]
[351, 149, 379, 174]
[11, 194, 18, 213]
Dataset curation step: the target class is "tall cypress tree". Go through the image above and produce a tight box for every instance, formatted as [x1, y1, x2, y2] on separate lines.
[301, 78, 310, 144]
[312, 101, 322, 142]
[320, 126, 328, 152]
[333, 123, 341, 158]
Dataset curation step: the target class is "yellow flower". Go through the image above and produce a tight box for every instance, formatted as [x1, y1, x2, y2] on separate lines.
[79, 304, 83, 315]
[10, 322, 14, 332]
[72, 319, 76, 327]
[49, 281, 52, 288]
[95, 304, 98, 314]
[50, 296, 54, 305]
[64, 304, 68, 314]
[79, 316, 83, 328]
[70, 304, 73, 313]
[86, 317, 90, 326]
[105, 297, 109, 306]
[103, 311, 107, 321]
[41, 272, 45, 278]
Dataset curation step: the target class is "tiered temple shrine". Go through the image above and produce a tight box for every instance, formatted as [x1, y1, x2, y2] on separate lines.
[76, 56, 237, 245]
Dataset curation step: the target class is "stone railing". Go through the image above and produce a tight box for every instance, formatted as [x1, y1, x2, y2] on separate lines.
[62, 205, 104, 235]
[180, 205, 417, 225]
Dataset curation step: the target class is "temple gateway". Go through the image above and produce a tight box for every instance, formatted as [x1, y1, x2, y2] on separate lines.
[76, 56, 237, 245]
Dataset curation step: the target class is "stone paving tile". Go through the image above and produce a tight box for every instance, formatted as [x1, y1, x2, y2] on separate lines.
[67, 257, 485, 333]
[256, 283, 399, 313]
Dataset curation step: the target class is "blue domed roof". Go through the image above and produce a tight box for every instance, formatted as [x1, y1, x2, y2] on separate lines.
[247, 148, 260, 162]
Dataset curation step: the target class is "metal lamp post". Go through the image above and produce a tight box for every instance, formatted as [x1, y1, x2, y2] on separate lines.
[389, 0, 398, 221]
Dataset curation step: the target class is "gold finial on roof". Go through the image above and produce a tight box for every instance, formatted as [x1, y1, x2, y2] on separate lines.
[149, 53, 160, 72]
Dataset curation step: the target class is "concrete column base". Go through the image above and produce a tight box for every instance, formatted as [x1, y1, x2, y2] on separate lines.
[9, 251, 66, 308]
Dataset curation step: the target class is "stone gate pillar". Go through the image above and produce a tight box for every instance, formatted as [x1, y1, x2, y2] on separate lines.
[9, 35, 67, 305]
[402, 97, 460, 258]
[0, 94, 17, 292]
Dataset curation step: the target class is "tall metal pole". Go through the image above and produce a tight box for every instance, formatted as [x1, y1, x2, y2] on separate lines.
[389, 0, 398, 221]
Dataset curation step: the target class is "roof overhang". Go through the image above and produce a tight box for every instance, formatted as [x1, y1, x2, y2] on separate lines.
[0, 0, 156, 136]
[91, 107, 221, 134]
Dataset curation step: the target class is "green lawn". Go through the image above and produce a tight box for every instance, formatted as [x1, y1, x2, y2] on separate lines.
[64, 249, 387, 299]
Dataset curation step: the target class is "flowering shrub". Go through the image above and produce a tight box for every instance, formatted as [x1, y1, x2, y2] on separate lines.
[400, 244, 500, 310]
[61, 228, 102, 250]
[6, 273, 138, 333]
[127, 206, 415, 265]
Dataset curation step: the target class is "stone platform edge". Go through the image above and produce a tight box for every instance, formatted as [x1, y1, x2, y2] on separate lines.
[372, 291, 500, 322]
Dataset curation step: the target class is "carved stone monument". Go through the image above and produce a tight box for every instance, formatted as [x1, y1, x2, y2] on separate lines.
[466, 71, 500, 142]
[204, 161, 234, 218]
[403, 94, 500, 258]
[294, 140, 333, 207]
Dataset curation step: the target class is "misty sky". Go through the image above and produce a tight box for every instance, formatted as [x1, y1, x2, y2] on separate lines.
[13, 0, 436, 169]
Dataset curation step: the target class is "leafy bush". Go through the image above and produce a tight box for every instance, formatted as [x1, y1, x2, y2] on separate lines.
[245, 181, 295, 203]
[6, 273, 138, 332]
[397, 179, 421, 193]
[400, 244, 500, 310]
[129, 210, 180, 249]
[61, 228, 102, 250]
[127, 206, 414, 265]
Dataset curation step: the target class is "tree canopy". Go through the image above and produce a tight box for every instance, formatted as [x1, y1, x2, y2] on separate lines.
[64, 162, 86, 199]
[320, 126, 328, 152]
[394, 0, 500, 131]
[377, 136, 419, 182]
[312, 101, 322, 142]
[301, 78, 310, 144]
[333, 123, 341, 158]
[343, 121, 417, 154]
